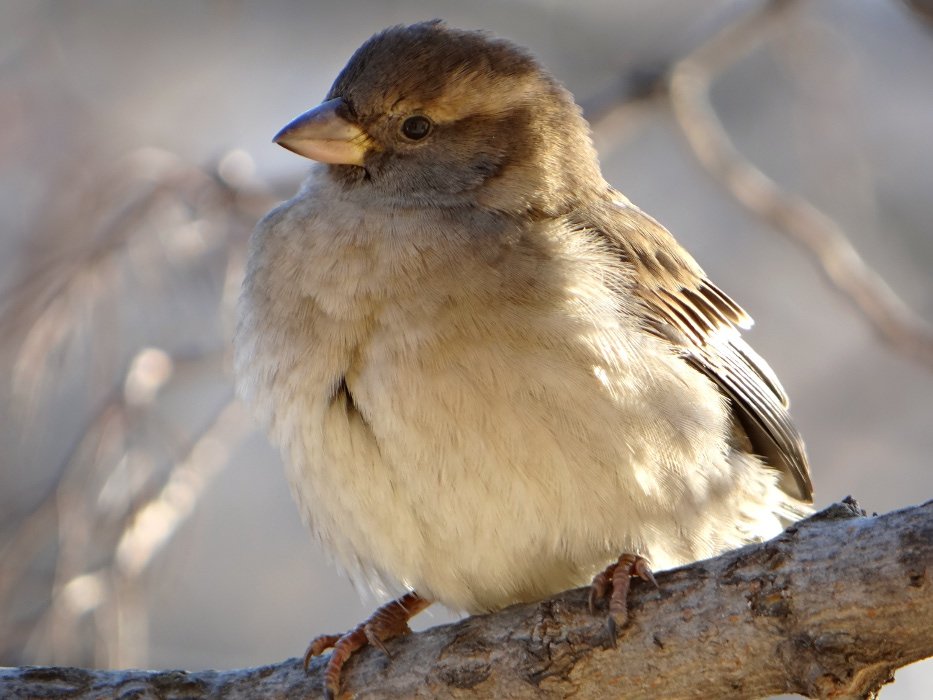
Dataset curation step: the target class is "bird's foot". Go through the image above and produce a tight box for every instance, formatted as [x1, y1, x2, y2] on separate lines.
[588, 553, 657, 646]
[303, 591, 430, 699]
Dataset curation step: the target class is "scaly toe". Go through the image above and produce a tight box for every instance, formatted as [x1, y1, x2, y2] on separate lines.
[589, 553, 655, 645]
[304, 633, 342, 670]
[305, 592, 431, 698]
[588, 561, 617, 614]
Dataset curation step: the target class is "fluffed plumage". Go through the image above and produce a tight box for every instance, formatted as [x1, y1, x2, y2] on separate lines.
[234, 19, 812, 685]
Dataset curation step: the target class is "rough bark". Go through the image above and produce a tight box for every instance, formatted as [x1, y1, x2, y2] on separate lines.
[2, 499, 931, 699]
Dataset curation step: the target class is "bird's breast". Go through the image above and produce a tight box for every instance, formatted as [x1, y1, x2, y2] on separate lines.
[236, 193, 741, 611]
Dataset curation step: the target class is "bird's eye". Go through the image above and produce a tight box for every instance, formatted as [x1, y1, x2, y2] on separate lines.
[400, 115, 432, 141]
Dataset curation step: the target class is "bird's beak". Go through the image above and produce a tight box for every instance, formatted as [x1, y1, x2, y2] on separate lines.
[273, 97, 368, 165]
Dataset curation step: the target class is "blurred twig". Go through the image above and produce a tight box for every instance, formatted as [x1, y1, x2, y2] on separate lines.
[0, 145, 282, 667]
[902, 0, 933, 26]
[669, 0, 933, 370]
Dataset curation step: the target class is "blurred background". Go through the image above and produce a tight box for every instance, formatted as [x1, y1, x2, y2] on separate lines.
[1, 0, 931, 697]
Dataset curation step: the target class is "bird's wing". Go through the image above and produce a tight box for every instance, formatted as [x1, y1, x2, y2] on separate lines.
[576, 195, 813, 502]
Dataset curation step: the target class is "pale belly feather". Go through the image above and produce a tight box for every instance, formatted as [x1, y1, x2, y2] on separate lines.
[236, 191, 786, 613]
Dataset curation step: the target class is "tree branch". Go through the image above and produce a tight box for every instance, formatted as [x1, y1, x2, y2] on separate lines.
[668, 0, 933, 371]
[2, 499, 931, 699]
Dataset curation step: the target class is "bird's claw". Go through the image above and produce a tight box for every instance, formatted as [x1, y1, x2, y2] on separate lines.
[588, 553, 655, 646]
[301, 591, 429, 699]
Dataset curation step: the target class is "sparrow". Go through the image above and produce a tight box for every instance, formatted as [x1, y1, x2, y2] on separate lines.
[234, 20, 813, 698]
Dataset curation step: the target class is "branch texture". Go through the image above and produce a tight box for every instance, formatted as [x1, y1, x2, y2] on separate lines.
[2, 499, 931, 699]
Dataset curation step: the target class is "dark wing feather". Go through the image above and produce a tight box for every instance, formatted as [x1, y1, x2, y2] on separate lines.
[577, 195, 813, 502]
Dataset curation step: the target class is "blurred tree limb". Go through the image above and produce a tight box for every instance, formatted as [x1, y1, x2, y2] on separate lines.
[668, 0, 933, 370]
[0, 151, 277, 666]
[587, 0, 933, 371]
[2, 499, 931, 699]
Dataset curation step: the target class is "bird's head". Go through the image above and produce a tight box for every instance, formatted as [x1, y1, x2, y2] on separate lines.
[274, 21, 607, 216]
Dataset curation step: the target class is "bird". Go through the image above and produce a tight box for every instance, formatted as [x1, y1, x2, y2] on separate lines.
[234, 20, 813, 698]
